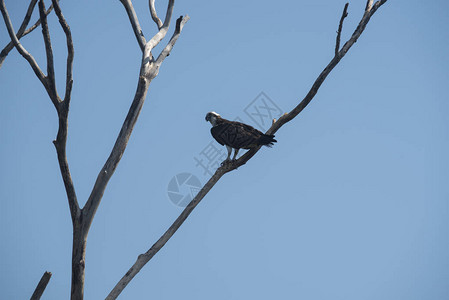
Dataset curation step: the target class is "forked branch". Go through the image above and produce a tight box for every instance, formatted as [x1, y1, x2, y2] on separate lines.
[106, 1, 388, 298]
[0, 0, 46, 86]
[51, 0, 74, 103]
[155, 15, 190, 67]
[2, 0, 189, 298]
[0, 0, 79, 222]
[82, 0, 189, 236]
[335, 3, 349, 56]
[37, 0, 58, 103]
[149, 0, 163, 29]
[365, 0, 374, 11]
[0, 0, 53, 68]
[120, 0, 147, 51]
[146, 0, 174, 51]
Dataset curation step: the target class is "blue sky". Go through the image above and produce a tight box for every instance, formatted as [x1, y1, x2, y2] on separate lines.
[1, 0, 448, 299]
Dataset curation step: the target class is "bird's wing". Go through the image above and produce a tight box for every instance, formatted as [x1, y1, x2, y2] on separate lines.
[210, 123, 229, 146]
[211, 121, 262, 149]
[233, 122, 262, 148]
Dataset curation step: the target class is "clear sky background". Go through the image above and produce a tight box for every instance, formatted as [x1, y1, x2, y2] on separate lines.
[1, 0, 448, 299]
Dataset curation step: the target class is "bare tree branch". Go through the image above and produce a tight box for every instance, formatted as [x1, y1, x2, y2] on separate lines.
[82, 74, 151, 231]
[30, 271, 52, 300]
[1, 0, 79, 222]
[149, 0, 162, 29]
[105, 168, 225, 300]
[106, 1, 389, 298]
[119, 0, 147, 51]
[83, 1, 188, 234]
[22, 3, 53, 36]
[0, 0, 46, 86]
[47, 0, 79, 224]
[0, 0, 53, 68]
[155, 15, 189, 67]
[0, 0, 36, 68]
[37, 0, 58, 104]
[335, 3, 349, 56]
[51, 0, 73, 103]
[365, 0, 374, 11]
[146, 0, 174, 50]
[2, 0, 188, 298]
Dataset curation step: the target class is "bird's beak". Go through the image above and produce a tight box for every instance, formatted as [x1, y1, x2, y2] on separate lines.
[205, 115, 209, 122]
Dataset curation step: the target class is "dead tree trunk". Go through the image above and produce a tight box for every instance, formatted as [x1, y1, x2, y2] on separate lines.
[1, 0, 189, 298]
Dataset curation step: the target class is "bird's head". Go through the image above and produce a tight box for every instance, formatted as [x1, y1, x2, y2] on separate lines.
[205, 111, 221, 126]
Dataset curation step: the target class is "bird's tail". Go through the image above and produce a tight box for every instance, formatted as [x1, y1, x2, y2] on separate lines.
[258, 134, 277, 147]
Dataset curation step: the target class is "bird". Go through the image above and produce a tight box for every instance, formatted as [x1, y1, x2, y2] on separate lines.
[205, 111, 277, 163]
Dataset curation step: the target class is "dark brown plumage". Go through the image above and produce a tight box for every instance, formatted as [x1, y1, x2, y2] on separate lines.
[205, 112, 276, 161]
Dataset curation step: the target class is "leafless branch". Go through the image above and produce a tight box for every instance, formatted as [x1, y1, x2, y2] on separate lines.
[119, 0, 147, 51]
[149, 0, 162, 29]
[335, 3, 349, 56]
[2, 0, 189, 298]
[22, 3, 53, 36]
[83, 1, 188, 235]
[146, 0, 174, 50]
[47, 0, 79, 225]
[0, 0, 46, 85]
[38, 0, 58, 103]
[106, 1, 388, 298]
[155, 15, 190, 67]
[105, 168, 225, 300]
[30, 271, 52, 300]
[0, 0, 36, 68]
[82, 74, 151, 232]
[0, 0, 54, 69]
[1, 0, 79, 220]
[51, 0, 73, 103]
[365, 0, 374, 11]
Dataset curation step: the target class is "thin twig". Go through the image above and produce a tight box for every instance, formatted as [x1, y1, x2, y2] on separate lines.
[22, 3, 53, 36]
[0, 0, 46, 86]
[0, 0, 53, 68]
[30, 271, 52, 300]
[149, 0, 162, 29]
[146, 0, 174, 50]
[335, 3, 349, 56]
[106, 1, 389, 298]
[155, 15, 190, 67]
[48, 0, 79, 223]
[51, 0, 74, 103]
[365, 0, 374, 11]
[0, 0, 37, 68]
[38, 0, 58, 103]
[119, 0, 147, 52]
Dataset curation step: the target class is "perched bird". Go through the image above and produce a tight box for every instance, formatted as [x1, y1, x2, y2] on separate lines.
[205, 111, 277, 162]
